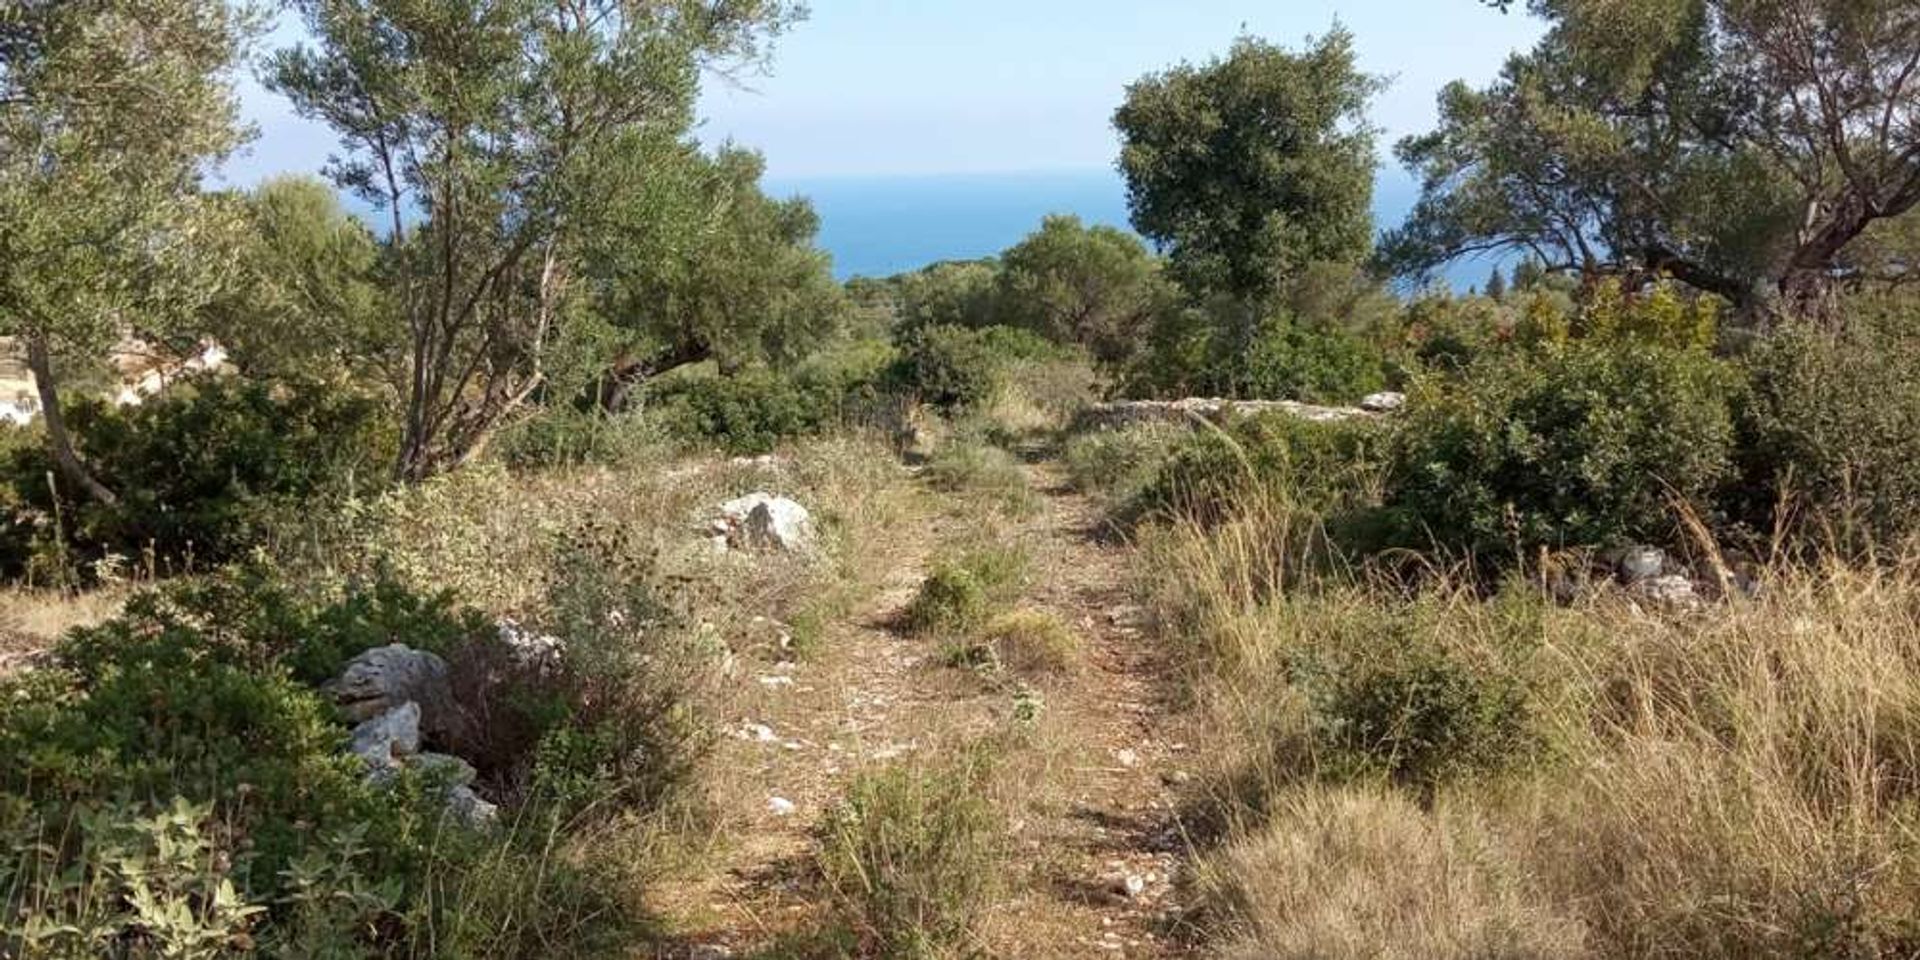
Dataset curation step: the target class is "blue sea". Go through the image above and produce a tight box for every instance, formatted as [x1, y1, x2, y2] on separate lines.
[769, 167, 1500, 291]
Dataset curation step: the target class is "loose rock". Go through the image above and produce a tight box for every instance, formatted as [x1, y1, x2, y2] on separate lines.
[1359, 391, 1406, 413]
[326, 644, 458, 739]
[348, 702, 421, 769]
[711, 493, 815, 553]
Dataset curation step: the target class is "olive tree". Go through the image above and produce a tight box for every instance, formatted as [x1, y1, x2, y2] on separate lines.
[0, 0, 254, 505]
[269, 0, 802, 480]
[1392, 0, 1920, 320]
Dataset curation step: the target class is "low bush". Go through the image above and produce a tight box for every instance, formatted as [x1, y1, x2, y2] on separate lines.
[1388, 339, 1739, 559]
[495, 405, 671, 469]
[0, 557, 701, 954]
[976, 609, 1080, 677]
[817, 749, 1006, 959]
[1235, 317, 1386, 405]
[888, 325, 1005, 411]
[1063, 422, 1191, 506]
[1299, 629, 1536, 794]
[644, 346, 892, 455]
[1733, 312, 1920, 552]
[1133, 413, 1390, 528]
[903, 545, 1029, 637]
[2, 376, 391, 578]
[922, 437, 1035, 516]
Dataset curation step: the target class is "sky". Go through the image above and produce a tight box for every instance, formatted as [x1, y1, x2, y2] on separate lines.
[223, 1, 1545, 186]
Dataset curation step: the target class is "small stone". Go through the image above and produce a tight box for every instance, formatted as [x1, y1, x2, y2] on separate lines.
[446, 785, 498, 828]
[1360, 391, 1407, 413]
[1118, 874, 1148, 898]
[767, 796, 797, 817]
[739, 722, 778, 742]
[1634, 574, 1702, 609]
[1163, 770, 1194, 787]
[758, 675, 795, 688]
[349, 702, 421, 769]
[689, 946, 735, 960]
[1115, 748, 1139, 769]
[1617, 545, 1668, 584]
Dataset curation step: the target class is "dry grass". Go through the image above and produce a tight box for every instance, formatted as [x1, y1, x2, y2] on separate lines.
[976, 609, 1080, 677]
[1146, 484, 1920, 958]
[1194, 786, 1585, 959]
[0, 586, 128, 663]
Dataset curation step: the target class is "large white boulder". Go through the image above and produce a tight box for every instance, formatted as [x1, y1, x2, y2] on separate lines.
[711, 493, 816, 553]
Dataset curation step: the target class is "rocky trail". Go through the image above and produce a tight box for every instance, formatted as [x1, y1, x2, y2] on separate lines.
[652, 454, 1198, 958]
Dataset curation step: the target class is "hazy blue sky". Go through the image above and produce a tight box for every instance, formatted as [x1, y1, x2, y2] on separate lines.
[224, 1, 1544, 185]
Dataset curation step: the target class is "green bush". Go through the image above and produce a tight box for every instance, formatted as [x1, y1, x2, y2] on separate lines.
[1733, 313, 1920, 551]
[889, 324, 1008, 411]
[1133, 412, 1390, 527]
[1063, 422, 1192, 507]
[0, 563, 671, 955]
[495, 405, 670, 469]
[818, 749, 1006, 959]
[1235, 317, 1386, 404]
[644, 344, 892, 455]
[1302, 641, 1534, 794]
[2, 376, 391, 577]
[903, 545, 1028, 636]
[1388, 340, 1739, 558]
[922, 438, 1035, 516]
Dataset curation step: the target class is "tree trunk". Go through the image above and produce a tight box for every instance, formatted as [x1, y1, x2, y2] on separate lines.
[24, 332, 118, 507]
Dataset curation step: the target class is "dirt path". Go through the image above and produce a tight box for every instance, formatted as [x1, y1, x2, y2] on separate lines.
[651, 456, 1196, 958]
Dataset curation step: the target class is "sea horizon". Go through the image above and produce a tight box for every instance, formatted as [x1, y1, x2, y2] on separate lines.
[769, 166, 1503, 291]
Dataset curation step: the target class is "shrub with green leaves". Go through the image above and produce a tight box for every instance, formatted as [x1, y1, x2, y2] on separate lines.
[1236, 316, 1386, 404]
[0, 563, 671, 954]
[818, 749, 1006, 959]
[1733, 311, 1920, 552]
[643, 344, 893, 455]
[1389, 339, 1740, 558]
[2, 375, 391, 577]
[889, 324, 1006, 411]
[922, 437, 1035, 516]
[903, 545, 1029, 636]
[1134, 412, 1390, 527]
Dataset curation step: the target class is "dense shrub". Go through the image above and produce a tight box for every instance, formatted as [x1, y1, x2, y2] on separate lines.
[643, 343, 892, 454]
[904, 545, 1029, 636]
[1301, 639, 1534, 794]
[0, 563, 680, 954]
[1234, 316, 1386, 404]
[888, 324, 1057, 411]
[1133, 413, 1390, 527]
[495, 405, 671, 469]
[1389, 340, 1739, 558]
[818, 749, 1006, 958]
[1063, 421, 1192, 507]
[1733, 313, 1920, 551]
[922, 437, 1035, 516]
[2, 376, 391, 576]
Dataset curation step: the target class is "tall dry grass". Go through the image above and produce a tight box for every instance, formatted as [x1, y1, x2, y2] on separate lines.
[1147, 479, 1920, 958]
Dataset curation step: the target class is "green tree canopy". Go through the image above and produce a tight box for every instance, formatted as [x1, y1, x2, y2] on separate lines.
[590, 145, 847, 409]
[202, 176, 395, 384]
[1389, 0, 1920, 319]
[995, 214, 1171, 365]
[269, 0, 801, 480]
[1114, 29, 1382, 303]
[0, 0, 255, 505]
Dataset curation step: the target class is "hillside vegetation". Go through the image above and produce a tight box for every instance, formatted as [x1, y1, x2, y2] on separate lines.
[4, 1, 1920, 957]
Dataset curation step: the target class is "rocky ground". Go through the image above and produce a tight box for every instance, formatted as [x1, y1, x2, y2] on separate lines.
[649, 454, 1201, 958]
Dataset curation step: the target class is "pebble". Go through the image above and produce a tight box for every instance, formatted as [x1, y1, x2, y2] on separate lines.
[767, 796, 797, 816]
